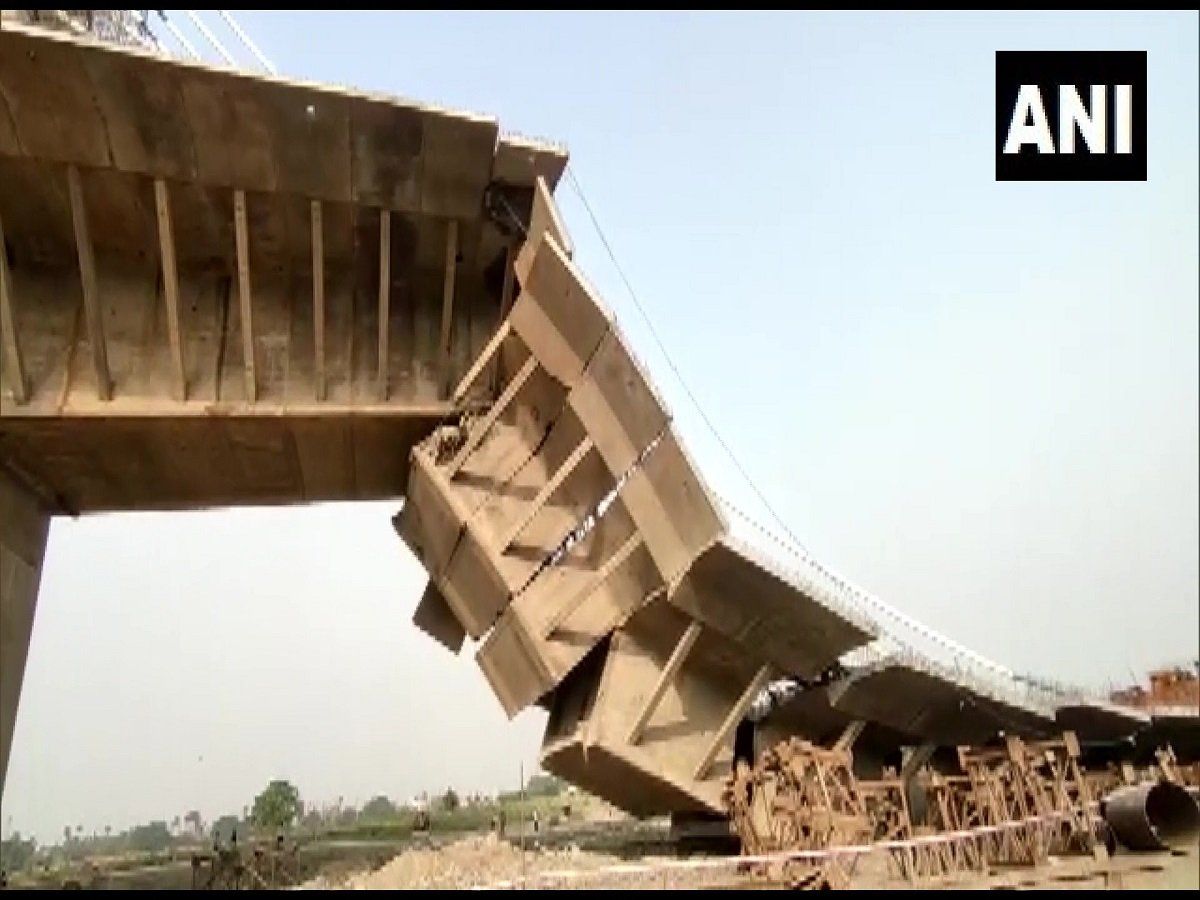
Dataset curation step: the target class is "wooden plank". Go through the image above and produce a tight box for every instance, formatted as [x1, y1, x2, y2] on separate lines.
[693, 663, 772, 779]
[153, 179, 186, 401]
[0, 211, 29, 404]
[451, 319, 510, 406]
[311, 199, 325, 401]
[439, 218, 458, 397]
[232, 189, 256, 402]
[627, 620, 703, 746]
[66, 165, 112, 401]
[376, 209, 390, 400]
[499, 435, 594, 551]
[445, 354, 537, 477]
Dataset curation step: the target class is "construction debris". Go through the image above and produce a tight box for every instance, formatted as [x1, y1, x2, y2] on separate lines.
[310, 835, 625, 891]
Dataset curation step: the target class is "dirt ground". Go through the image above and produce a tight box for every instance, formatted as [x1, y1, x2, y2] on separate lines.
[306, 835, 1200, 890]
[304, 834, 628, 889]
[822, 845, 1199, 891]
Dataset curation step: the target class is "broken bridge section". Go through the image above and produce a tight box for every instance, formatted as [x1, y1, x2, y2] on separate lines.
[395, 178, 882, 815]
[392, 169, 1157, 819]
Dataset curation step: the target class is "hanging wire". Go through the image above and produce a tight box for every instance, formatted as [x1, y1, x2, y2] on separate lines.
[185, 10, 237, 66]
[219, 10, 278, 74]
[157, 11, 199, 59]
[564, 166, 814, 560]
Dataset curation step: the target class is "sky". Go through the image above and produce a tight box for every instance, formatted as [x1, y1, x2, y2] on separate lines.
[4, 11, 1198, 844]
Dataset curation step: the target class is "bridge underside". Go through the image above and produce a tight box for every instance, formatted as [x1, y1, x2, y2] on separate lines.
[0, 24, 565, 513]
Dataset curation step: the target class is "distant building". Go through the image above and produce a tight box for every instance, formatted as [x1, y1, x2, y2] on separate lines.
[1111, 666, 1200, 711]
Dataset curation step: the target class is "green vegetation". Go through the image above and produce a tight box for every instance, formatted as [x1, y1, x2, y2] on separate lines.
[126, 821, 172, 853]
[360, 795, 398, 821]
[313, 788, 575, 844]
[3, 774, 580, 883]
[211, 815, 241, 844]
[526, 774, 566, 797]
[250, 779, 302, 832]
[1, 831, 37, 871]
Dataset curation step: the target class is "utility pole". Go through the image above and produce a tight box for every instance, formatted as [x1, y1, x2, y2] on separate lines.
[519, 761, 527, 886]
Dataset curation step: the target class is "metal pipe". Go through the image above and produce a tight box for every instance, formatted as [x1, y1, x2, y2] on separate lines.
[1103, 781, 1200, 851]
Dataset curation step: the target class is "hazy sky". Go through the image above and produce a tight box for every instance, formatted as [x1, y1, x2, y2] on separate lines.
[5, 11, 1197, 844]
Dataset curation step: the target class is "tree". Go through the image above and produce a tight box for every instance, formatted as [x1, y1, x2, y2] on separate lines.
[526, 774, 565, 797]
[251, 780, 302, 832]
[127, 821, 172, 853]
[361, 795, 397, 821]
[212, 815, 241, 844]
[0, 832, 37, 872]
[184, 810, 202, 837]
[300, 808, 324, 832]
[440, 788, 460, 812]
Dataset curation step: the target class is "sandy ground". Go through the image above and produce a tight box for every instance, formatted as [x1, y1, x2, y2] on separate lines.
[306, 835, 1200, 890]
[305, 834, 630, 889]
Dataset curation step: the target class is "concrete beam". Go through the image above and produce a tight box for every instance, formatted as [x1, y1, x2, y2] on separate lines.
[627, 620, 703, 745]
[311, 200, 326, 402]
[233, 188, 256, 402]
[67, 165, 112, 401]
[0, 211, 29, 404]
[153, 179, 187, 401]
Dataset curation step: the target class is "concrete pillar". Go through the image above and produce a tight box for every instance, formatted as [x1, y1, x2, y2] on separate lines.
[0, 469, 50, 800]
[901, 742, 937, 825]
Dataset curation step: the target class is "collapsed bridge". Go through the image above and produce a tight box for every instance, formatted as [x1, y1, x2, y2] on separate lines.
[393, 174, 1188, 819]
[0, 20, 1194, 833]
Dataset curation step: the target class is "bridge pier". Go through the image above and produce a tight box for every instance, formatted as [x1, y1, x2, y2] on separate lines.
[0, 468, 50, 801]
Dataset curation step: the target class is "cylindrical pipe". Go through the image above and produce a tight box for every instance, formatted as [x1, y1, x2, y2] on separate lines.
[1104, 781, 1200, 852]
